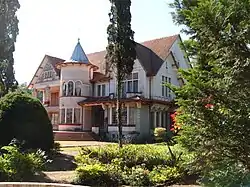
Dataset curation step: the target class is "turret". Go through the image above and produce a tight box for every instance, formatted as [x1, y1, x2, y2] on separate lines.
[56, 39, 98, 131]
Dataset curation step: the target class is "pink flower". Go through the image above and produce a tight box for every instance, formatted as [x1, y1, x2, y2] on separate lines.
[205, 103, 214, 109]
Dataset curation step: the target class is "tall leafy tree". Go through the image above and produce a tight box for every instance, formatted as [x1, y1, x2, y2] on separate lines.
[170, 0, 250, 185]
[106, 0, 136, 148]
[0, 0, 20, 96]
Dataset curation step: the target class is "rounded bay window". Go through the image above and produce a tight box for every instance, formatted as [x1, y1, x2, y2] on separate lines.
[61, 80, 85, 97]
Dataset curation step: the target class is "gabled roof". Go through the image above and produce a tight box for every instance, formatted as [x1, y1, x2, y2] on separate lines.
[29, 34, 180, 87]
[86, 34, 179, 76]
[28, 55, 65, 87]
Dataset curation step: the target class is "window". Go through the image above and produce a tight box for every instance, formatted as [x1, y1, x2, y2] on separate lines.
[62, 82, 67, 96]
[162, 76, 171, 98]
[60, 108, 81, 124]
[122, 72, 139, 93]
[66, 108, 73, 123]
[75, 81, 82, 96]
[51, 113, 59, 125]
[121, 108, 127, 125]
[112, 107, 127, 125]
[37, 91, 43, 102]
[102, 84, 105, 96]
[43, 71, 53, 79]
[97, 84, 106, 96]
[60, 109, 65, 123]
[74, 108, 81, 124]
[112, 108, 117, 124]
[129, 107, 137, 125]
[68, 81, 74, 96]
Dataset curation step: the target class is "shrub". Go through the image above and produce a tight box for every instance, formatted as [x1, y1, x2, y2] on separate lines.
[75, 162, 122, 186]
[0, 144, 46, 181]
[154, 127, 167, 142]
[149, 166, 182, 186]
[75, 144, 195, 186]
[0, 92, 54, 151]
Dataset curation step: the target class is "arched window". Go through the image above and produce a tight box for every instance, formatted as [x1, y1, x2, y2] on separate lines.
[62, 82, 67, 96]
[67, 81, 74, 96]
[75, 81, 82, 96]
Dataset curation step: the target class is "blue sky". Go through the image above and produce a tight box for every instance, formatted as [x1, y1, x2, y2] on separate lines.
[14, 0, 185, 84]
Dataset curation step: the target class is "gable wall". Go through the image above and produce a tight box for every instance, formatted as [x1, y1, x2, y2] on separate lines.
[152, 55, 179, 100]
[107, 59, 147, 97]
[170, 37, 190, 70]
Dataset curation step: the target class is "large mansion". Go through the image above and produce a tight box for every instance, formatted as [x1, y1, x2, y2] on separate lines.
[28, 34, 190, 140]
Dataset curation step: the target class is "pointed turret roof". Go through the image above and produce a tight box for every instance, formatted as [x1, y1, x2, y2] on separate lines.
[70, 38, 89, 63]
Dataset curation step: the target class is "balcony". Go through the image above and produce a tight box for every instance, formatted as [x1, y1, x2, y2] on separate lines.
[43, 101, 59, 112]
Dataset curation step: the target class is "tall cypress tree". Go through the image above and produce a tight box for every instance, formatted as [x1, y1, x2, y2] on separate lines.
[170, 0, 250, 185]
[0, 0, 20, 96]
[106, 0, 136, 148]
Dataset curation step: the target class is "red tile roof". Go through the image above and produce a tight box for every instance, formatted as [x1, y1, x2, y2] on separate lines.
[86, 34, 179, 76]
[30, 34, 179, 86]
[141, 34, 178, 60]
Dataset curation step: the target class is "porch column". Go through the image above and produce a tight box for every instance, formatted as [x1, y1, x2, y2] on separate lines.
[159, 111, 162, 127]
[126, 105, 130, 125]
[154, 112, 157, 128]
[64, 108, 67, 124]
[72, 108, 75, 124]
[42, 90, 46, 103]
[109, 106, 112, 124]
[163, 111, 166, 128]
[82, 107, 85, 128]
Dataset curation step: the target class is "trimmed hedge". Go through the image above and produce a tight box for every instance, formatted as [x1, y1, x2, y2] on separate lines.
[0, 92, 54, 151]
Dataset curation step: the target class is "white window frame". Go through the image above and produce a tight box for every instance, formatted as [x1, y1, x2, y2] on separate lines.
[122, 72, 139, 94]
[60, 108, 82, 124]
[96, 83, 106, 96]
[161, 76, 171, 98]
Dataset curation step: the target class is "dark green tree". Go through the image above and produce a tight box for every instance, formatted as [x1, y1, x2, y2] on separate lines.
[106, 0, 136, 147]
[170, 0, 250, 185]
[0, 92, 54, 151]
[0, 0, 20, 96]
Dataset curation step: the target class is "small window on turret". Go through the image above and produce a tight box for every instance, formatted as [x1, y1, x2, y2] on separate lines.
[75, 81, 82, 96]
[68, 81, 74, 96]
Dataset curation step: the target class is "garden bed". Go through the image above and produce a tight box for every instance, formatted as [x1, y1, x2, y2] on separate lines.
[74, 143, 198, 186]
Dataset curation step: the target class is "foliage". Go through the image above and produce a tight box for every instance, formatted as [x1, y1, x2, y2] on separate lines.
[149, 166, 182, 186]
[170, 0, 250, 185]
[75, 144, 195, 186]
[16, 82, 32, 95]
[0, 0, 20, 95]
[154, 127, 167, 142]
[0, 143, 46, 181]
[122, 164, 150, 186]
[0, 92, 54, 151]
[105, 0, 136, 147]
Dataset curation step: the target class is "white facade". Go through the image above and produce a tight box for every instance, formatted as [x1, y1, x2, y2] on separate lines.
[29, 34, 190, 139]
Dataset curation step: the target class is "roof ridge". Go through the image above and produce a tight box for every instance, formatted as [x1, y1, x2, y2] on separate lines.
[139, 34, 179, 44]
[45, 54, 65, 61]
[85, 34, 179, 56]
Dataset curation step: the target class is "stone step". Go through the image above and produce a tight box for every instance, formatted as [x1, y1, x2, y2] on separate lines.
[54, 131, 100, 141]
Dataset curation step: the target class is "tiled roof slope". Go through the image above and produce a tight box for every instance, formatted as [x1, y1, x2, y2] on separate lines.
[30, 34, 179, 86]
[47, 55, 65, 76]
[87, 34, 179, 76]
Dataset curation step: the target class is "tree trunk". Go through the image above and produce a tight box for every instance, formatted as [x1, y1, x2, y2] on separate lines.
[117, 69, 123, 148]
